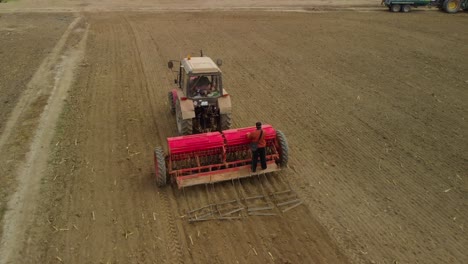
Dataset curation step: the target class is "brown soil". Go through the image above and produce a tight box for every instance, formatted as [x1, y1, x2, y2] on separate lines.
[0, 0, 378, 12]
[0, 12, 73, 236]
[0, 13, 72, 136]
[0, 6, 467, 264]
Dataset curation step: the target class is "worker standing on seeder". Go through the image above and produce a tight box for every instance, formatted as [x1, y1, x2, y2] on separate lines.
[247, 122, 267, 173]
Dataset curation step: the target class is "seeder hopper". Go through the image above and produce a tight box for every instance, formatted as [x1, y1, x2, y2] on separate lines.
[154, 124, 288, 188]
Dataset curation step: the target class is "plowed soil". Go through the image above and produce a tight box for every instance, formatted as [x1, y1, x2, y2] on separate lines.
[0, 5, 467, 264]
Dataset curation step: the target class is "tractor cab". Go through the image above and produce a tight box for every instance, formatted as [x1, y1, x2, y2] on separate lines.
[188, 74, 221, 99]
[170, 56, 223, 99]
[167, 54, 231, 135]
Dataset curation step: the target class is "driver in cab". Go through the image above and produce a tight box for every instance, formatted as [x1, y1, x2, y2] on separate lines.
[191, 76, 214, 97]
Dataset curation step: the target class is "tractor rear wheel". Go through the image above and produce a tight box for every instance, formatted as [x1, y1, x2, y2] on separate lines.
[176, 100, 193, 135]
[168, 91, 175, 114]
[154, 147, 167, 187]
[220, 113, 232, 131]
[443, 0, 461, 13]
[401, 5, 411, 12]
[390, 4, 401, 12]
[276, 130, 289, 167]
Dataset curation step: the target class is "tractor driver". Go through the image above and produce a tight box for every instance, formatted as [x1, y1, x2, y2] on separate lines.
[191, 76, 213, 97]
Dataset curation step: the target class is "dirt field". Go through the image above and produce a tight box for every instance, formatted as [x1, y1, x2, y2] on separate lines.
[0, 2, 467, 264]
[0, 12, 74, 249]
[0, 0, 377, 12]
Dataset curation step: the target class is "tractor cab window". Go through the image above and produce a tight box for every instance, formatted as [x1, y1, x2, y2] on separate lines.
[189, 74, 221, 98]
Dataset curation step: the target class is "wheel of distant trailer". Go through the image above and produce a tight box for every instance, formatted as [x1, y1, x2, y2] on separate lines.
[390, 4, 401, 12]
[175, 100, 193, 135]
[168, 91, 175, 114]
[220, 113, 232, 130]
[276, 130, 289, 168]
[443, 0, 460, 13]
[154, 147, 167, 187]
[401, 5, 411, 12]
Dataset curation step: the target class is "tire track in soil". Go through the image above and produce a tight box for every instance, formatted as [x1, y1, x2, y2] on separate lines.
[159, 190, 185, 264]
[122, 15, 186, 264]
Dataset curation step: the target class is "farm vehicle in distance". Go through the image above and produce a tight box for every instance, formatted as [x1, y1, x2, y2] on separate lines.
[383, 0, 468, 13]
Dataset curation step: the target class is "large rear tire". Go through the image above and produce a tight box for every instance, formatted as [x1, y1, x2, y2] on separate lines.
[390, 4, 401, 12]
[168, 91, 175, 114]
[276, 130, 289, 168]
[176, 100, 193, 135]
[401, 4, 411, 12]
[443, 0, 461, 13]
[220, 113, 232, 131]
[154, 147, 167, 187]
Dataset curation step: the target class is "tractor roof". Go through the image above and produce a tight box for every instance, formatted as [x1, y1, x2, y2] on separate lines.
[181, 57, 221, 74]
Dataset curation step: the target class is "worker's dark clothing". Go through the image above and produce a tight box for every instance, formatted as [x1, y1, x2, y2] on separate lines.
[248, 129, 267, 172]
[251, 147, 266, 173]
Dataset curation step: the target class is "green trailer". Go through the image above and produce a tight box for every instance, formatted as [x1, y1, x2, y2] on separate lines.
[383, 0, 468, 13]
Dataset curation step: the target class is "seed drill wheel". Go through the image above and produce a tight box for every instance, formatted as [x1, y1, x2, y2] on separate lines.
[390, 4, 401, 12]
[276, 130, 289, 167]
[154, 147, 167, 187]
[175, 100, 193, 135]
[168, 91, 175, 114]
[443, 0, 460, 13]
[401, 5, 411, 12]
[220, 113, 232, 130]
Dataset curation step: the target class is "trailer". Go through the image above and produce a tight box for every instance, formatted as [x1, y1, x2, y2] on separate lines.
[383, 0, 468, 13]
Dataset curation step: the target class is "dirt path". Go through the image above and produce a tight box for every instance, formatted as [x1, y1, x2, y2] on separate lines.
[0, 7, 467, 264]
[0, 15, 88, 264]
[0, 15, 73, 218]
[0, 11, 73, 259]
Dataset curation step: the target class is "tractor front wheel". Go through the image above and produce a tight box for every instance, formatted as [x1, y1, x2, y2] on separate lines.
[168, 91, 175, 114]
[176, 100, 193, 135]
[154, 147, 167, 187]
[390, 4, 401, 12]
[443, 0, 461, 13]
[276, 130, 289, 168]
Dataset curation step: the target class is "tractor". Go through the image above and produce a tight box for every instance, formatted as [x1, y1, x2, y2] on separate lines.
[383, 0, 468, 13]
[167, 53, 232, 135]
[154, 52, 289, 188]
